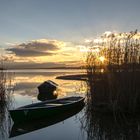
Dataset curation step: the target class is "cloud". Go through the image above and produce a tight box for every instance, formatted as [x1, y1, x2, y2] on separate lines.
[4, 39, 82, 68]
[7, 47, 54, 57]
[6, 40, 60, 57]
[19, 41, 59, 51]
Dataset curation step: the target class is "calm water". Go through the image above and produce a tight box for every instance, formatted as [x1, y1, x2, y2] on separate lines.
[1, 69, 140, 140]
[0, 69, 87, 140]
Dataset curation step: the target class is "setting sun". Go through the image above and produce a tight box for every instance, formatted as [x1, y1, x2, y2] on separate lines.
[99, 56, 105, 63]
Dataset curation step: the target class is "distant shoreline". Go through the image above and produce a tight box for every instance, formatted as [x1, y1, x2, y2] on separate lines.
[2, 67, 85, 70]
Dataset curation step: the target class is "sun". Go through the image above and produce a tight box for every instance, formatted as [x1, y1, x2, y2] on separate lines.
[99, 56, 105, 63]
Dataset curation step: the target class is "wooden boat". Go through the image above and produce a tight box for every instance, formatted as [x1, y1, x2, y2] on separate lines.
[9, 96, 85, 123]
[9, 103, 84, 138]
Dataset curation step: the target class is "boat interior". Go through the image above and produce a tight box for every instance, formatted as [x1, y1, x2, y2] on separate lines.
[18, 96, 83, 109]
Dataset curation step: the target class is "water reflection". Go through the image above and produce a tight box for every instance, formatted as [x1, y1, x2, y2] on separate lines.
[81, 91, 140, 140]
[2, 69, 140, 140]
[0, 69, 87, 140]
[0, 71, 14, 140]
[0, 102, 11, 140]
[10, 103, 84, 138]
[12, 70, 86, 107]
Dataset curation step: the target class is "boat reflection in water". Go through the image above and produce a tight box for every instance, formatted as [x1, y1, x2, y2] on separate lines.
[9, 102, 84, 138]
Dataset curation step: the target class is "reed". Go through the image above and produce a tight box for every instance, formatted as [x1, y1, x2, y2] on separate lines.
[81, 103, 140, 140]
[0, 58, 14, 139]
[86, 30, 140, 113]
[81, 31, 140, 139]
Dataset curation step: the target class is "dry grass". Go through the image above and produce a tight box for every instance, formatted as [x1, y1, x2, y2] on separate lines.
[82, 31, 140, 139]
[86, 30, 140, 113]
[0, 60, 14, 139]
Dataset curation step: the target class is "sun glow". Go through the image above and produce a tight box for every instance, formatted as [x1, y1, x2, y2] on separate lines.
[99, 56, 106, 63]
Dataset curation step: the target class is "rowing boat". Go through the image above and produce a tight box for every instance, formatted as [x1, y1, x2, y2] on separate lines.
[9, 96, 85, 123]
[9, 103, 84, 138]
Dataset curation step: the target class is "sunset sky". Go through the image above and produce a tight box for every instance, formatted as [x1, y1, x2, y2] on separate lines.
[0, 0, 140, 68]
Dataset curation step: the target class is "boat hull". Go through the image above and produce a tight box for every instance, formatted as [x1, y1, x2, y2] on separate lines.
[10, 103, 84, 138]
[9, 97, 85, 123]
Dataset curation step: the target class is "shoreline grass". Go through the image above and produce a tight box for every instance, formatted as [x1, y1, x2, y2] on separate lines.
[86, 30, 140, 113]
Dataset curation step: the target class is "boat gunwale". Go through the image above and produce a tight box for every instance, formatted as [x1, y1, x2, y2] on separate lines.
[9, 96, 84, 111]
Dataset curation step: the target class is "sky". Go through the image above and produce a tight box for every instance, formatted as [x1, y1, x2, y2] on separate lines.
[0, 0, 140, 68]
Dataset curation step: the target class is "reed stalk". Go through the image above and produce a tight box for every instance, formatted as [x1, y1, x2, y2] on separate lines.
[86, 30, 140, 113]
[0, 57, 14, 139]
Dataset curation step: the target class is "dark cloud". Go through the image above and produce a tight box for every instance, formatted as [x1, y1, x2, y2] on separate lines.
[19, 42, 59, 51]
[6, 41, 59, 57]
[7, 48, 54, 57]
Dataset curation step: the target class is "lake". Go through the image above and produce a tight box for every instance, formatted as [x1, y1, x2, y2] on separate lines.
[1, 69, 139, 140]
[0, 69, 87, 140]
